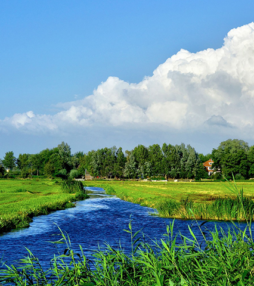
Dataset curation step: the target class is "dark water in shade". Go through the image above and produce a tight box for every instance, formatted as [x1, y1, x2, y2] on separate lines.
[0, 187, 252, 268]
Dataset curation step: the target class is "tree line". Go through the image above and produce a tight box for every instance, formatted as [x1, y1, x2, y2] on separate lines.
[1, 139, 254, 180]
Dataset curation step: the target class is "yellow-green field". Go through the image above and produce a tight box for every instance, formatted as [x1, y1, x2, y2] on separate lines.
[85, 180, 254, 206]
[0, 178, 83, 233]
[85, 180, 254, 220]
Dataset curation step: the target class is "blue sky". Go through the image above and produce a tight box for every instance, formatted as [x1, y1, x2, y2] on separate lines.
[1, 0, 254, 157]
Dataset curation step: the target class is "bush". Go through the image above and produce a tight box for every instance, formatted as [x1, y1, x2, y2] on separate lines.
[69, 169, 80, 179]
[11, 168, 21, 176]
[4, 172, 15, 179]
[150, 176, 165, 180]
[235, 173, 245, 180]
[56, 169, 68, 179]
[211, 172, 222, 180]
[20, 169, 30, 178]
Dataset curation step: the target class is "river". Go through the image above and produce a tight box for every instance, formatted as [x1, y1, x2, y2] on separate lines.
[0, 187, 251, 268]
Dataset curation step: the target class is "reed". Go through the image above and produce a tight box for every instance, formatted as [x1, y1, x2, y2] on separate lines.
[156, 194, 254, 221]
[1, 220, 254, 285]
[61, 179, 84, 193]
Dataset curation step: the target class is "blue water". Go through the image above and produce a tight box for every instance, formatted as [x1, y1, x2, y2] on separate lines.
[0, 187, 251, 268]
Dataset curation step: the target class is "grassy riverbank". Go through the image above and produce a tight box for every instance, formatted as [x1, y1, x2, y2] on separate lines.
[1, 221, 254, 285]
[84, 181, 254, 221]
[0, 178, 87, 233]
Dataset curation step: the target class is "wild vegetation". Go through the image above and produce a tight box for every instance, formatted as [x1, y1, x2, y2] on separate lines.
[0, 179, 88, 234]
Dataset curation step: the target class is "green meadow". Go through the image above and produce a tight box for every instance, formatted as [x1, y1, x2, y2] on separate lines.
[85, 180, 254, 221]
[0, 178, 86, 234]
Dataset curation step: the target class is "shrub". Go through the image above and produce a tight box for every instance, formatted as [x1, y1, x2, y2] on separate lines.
[20, 169, 29, 178]
[69, 169, 80, 179]
[11, 168, 21, 176]
[235, 173, 245, 180]
[211, 172, 222, 180]
[56, 169, 68, 179]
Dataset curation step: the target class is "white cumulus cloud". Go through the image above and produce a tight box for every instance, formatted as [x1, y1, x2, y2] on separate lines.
[1, 22, 254, 142]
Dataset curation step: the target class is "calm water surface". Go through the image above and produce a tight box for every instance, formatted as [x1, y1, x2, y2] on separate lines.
[0, 187, 251, 267]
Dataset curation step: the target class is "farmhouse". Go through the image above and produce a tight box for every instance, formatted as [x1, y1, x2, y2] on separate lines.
[203, 159, 214, 176]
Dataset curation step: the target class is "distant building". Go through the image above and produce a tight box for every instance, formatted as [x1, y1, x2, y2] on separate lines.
[203, 159, 214, 176]
[85, 169, 94, 180]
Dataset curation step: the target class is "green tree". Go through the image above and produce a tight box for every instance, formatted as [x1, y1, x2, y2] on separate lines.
[2, 151, 16, 170]
[44, 162, 55, 177]
[148, 144, 164, 176]
[29, 154, 41, 176]
[58, 142, 72, 171]
[38, 147, 59, 174]
[124, 153, 137, 178]
[198, 153, 212, 163]
[195, 163, 209, 180]
[248, 146, 254, 177]
[114, 147, 126, 178]
[132, 145, 148, 167]
[185, 145, 200, 178]
[162, 144, 180, 179]
[212, 139, 249, 178]
[17, 153, 29, 170]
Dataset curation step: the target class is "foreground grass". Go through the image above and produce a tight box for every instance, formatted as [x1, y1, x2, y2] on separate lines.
[1, 221, 254, 285]
[0, 178, 87, 233]
[85, 181, 254, 221]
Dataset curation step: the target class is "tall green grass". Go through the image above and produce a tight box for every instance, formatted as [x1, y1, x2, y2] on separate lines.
[61, 179, 84, 193]
[1, 220, 254, 285]
[156, 193, 254, 221]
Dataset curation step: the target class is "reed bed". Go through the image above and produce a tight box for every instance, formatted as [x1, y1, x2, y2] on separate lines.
[61, 179, 85, 193]
[156, 191, 254, 221]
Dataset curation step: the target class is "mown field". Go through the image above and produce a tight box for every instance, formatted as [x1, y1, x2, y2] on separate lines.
[0, 178, 85, 233]
[84, 180, 254, 205]
[84, 180, 254, 221]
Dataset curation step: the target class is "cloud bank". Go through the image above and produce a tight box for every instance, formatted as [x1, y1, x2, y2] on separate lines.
[1, 23, 254, 145]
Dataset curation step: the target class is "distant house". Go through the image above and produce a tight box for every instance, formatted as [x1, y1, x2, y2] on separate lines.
[203, 159, 214, 176]
[85, 169, 94, 180]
